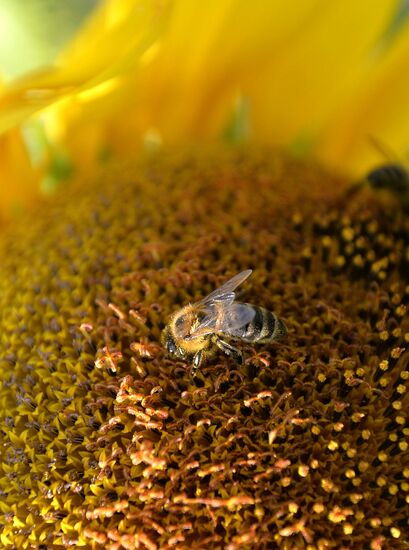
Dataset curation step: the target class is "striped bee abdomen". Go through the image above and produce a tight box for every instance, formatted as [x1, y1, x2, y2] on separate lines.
[367, 164, 409, 193]
[238, 306, 287, 343]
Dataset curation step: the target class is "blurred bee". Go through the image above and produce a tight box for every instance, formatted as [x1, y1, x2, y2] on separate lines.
[365, 164, 409, 196]
[346, 137, 409, 208]
[347, 163, 409, 206]
[162, 269, 287, 376]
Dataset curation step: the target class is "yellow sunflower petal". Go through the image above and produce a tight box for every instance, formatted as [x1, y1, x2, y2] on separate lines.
[0, 0, 407, 202]
[0, 130, 40, 222]
[0, 0, 168, 135]
[247, 0, 399, 153]
[317, 17, 409, 174]
[137, 0, 326, 141]
[38, 1, 331, 170]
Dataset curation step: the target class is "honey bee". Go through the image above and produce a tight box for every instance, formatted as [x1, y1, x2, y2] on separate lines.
[366, 163, 409, 194]
[346, 163, 409, 209]
[162, 269, 287, 376]
[346, 135, 409, 208]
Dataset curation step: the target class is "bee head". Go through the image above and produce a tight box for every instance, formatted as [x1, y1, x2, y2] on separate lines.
[368, 169, 388, 190]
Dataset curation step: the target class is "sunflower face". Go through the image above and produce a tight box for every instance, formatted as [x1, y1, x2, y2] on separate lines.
[0, 149, 408, 548]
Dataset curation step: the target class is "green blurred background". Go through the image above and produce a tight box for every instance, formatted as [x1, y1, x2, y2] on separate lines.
[0, 0, 99, 80]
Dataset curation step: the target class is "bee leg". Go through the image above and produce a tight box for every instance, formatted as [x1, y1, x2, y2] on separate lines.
[215, 338, 243, 365]
[191, 351, 203, 377]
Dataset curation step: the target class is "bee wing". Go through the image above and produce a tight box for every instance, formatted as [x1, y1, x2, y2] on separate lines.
[186, 302, 256, 340]
[199, 269, 253, 306]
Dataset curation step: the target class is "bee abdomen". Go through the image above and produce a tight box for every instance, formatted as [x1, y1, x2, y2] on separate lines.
[367, 164, 409, 193]
[242, 306, 287, 343]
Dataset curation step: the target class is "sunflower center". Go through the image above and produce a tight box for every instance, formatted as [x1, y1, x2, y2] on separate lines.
[0, 147, 408, 548]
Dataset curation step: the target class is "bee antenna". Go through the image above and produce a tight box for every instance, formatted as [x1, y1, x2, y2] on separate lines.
[367, 135, 399, 163]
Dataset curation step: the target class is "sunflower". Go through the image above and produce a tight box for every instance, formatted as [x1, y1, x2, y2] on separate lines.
[0, 2, 409, 549]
